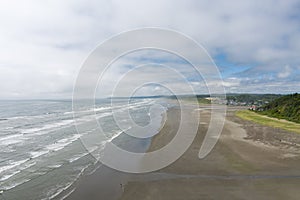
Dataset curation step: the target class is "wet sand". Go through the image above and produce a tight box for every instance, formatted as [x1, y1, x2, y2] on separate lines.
[120, 105, 300, 200]
[64, 104, 300, 200]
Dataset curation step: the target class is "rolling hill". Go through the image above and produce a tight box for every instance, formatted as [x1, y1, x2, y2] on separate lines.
[260, 93, 300, 123]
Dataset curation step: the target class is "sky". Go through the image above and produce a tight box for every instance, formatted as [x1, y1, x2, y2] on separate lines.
[0, 0, 300, 99]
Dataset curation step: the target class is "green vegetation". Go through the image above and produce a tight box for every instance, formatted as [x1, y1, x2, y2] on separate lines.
[227, 94, 281, 106]
[197, 97, 211, 104]
[182, 97, 211, 104]
[259, 93, 300, 123]
[236, 110, 300, 134]
[179, 95, 211, 104]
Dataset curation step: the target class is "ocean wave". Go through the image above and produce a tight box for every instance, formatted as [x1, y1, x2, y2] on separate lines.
[21, 120, 74, 135]
[28, 134, 83, 161]
[0, 161, 36, 182]
[0, 171, 21, 181]
[108, 128, 131, 142]
[0, 178, 31, 190]
[59, 188, 76, 200]
[30, 150, 50, 159]
[48, 164, 63, 169]
[72, 99, 153, 116]
[47, 182, 74, 200]
[0, 134, 26, 146]
[0, 99, 159, 198]
[46, 164, 91, 200]
[68, 153, 89, 163]
[46, 134, 81, 152]
[0, 134, 24, 142]
[5, 114, 52, 121]
[0, 159, 29, 174]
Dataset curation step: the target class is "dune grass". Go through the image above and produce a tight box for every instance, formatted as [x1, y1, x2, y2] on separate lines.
[182, 97, 211, 105]
[236, 110, 300, 134]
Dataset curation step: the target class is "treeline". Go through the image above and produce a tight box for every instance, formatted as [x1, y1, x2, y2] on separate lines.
[258, 93, 300, 123]
[226, 94, 281, 106]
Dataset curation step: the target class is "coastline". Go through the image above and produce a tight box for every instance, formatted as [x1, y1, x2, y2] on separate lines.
[60, 104, 300, 200]
[120, 105, 300, 200]
[60, 104, 171, 200]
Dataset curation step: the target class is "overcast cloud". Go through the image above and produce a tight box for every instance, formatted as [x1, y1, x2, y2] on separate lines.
[0, 0, 300, 99]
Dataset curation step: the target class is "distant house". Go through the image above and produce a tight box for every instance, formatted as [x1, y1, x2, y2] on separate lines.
[249, 105, 257, 111]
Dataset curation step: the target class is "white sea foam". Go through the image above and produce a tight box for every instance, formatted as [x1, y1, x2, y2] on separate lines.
[0, 99, 158, 198]
[95, 112, 112, 119]
[0, 133, 27, 147]
[71, 105, 113, 115]
[93, 106, 112, 112]
[60, 188, 76, 200]
[1, 178, 31, 190]
[47, 182, 74, 200]
[0, 161, 37, 182]
[47, 164, 91, 200]
[0, 160, 38, 193]
[46, 134, 81, 152]
[0, 159, 29, 174]
[48, 164, 63, 169]
[108, 128, 131, 142]
[6, 113, 52, 121]
[29, 134, 82, 160]
[74, 100, 153, 116]
[0, 134, 23, 142]
[30, 150, 50, 158]
[0, 171, 20, 181]
[21, 120, 74, 135]
[0, 138, 24, 146]
[63, 111, 74, 115]
[68, 153, 89, 163]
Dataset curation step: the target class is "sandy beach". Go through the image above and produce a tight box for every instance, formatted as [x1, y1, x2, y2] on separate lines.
[120, 105, 300, 200]
[64, 104, 300, 200]
[3, 1, 300, 199]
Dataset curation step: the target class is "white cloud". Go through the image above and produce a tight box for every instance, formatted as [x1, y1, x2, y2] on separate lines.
[277, 65, 292, 78]
[0, 0, 299, 98]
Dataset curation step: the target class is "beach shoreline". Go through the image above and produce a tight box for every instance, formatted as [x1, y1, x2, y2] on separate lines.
[61, 103, 172, 200]
[61, 104, 300, 200]
[120, 105, 300, 200]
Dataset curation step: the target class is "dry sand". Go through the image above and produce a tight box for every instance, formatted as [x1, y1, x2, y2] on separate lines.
[120, 105, 300, 200]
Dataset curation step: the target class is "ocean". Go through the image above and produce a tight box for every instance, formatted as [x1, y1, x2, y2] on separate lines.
[0, 98, 169, 200]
